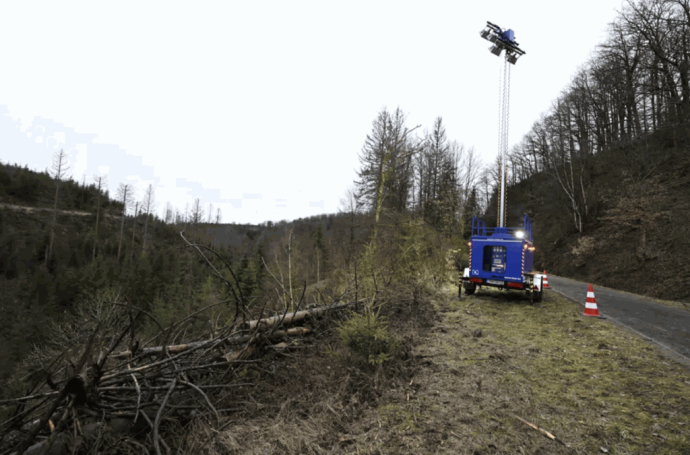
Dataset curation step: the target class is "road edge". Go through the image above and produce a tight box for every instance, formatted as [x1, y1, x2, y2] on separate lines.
[547, 286, 690, 370]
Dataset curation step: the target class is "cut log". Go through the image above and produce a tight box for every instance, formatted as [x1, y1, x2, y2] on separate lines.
[111, 325, 313, 360]
[111, 300, 359, 359]
[242, 300, 360, 330]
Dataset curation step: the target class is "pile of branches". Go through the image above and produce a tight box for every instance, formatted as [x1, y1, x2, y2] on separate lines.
[0, 234, 361, 455]
[0, 299, 359, 455]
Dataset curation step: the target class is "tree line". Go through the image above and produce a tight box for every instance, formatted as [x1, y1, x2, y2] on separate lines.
[354, 107, 485, 238]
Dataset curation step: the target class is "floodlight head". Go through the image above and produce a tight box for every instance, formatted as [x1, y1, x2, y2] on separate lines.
[507, 53, 518, 65]
[490, 45, 503, 56]
[480, 29, 490, 40]
[488, 34, 498, 44]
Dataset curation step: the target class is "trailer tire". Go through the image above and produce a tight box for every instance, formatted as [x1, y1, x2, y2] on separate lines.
[464, 283, 476, 296]
[533, 289, 543, 303]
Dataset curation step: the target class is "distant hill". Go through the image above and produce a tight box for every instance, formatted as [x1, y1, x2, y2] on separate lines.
[0, 161, 374, 384]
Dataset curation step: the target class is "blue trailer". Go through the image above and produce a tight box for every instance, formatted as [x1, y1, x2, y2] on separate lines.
[460, 214, 544, 303]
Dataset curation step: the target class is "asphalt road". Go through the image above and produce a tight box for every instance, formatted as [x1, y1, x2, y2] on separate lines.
[548, 274, 690, 366]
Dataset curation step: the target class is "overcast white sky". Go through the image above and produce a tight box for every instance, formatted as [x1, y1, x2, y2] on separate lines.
[0, 1, 625, 224]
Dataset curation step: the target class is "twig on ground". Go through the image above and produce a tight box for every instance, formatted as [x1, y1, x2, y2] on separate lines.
[511, 414, 568, 447]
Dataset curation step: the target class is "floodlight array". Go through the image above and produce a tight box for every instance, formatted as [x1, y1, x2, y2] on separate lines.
[479, 21, 525, 65]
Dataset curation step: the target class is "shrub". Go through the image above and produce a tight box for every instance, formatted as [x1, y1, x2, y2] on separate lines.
[337, 311, 397, 366]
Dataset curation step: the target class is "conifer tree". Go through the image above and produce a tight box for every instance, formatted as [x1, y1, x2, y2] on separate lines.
[312, 223, 327, 283]
[252, 239, 266, 292]
[236, 255, 256, 303]
[355, 107, 417, 214]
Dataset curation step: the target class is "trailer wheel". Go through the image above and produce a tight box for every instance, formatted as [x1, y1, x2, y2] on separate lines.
[533, 289, 543, 303]
[464, 283, 476, 296]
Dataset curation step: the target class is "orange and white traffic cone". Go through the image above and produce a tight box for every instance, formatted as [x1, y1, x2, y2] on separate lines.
[542, 270, 550, 289]
[584, 283, 601, 317]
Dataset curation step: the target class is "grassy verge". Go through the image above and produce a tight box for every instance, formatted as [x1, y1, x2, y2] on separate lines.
[652, 297, 690, 313]
[371, 286, 690, 454]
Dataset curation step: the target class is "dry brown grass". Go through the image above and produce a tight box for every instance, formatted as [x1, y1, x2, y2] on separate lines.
[173, 289, 435, 455]
[180, 283, 690, 455]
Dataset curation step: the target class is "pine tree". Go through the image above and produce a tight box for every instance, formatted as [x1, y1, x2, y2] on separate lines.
[416, 117, 462, 232]
[236, 255, 256, 303]
[252, 239, 266, 292]
[355, 107, 417, 215]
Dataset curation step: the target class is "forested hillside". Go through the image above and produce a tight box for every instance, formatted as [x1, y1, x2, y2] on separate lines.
[489, 0, 690, 301]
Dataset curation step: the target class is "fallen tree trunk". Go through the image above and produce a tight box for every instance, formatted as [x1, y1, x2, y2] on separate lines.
[110, 300, 359, 360]
[111, 300, 360, 359]
[243, 300, 361, 330]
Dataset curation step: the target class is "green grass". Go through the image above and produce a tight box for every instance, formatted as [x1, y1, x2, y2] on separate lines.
[455, 287, 690, 454]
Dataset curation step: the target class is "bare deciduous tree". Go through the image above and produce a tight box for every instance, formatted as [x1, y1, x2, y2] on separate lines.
[141, 184, 156, 252]
[191, 198, 204, 224]
[164, 201, 173, 224]
[338, 185, 363, 267]
[190, 198, 204, 241]
[92, 174, 107, 261]
[130, 200, 140, 260]
[45, 149, 71, 265]
[116, 183, 134, 261]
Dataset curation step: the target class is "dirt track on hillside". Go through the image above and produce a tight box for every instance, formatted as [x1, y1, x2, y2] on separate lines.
[0, 202, 117, 218]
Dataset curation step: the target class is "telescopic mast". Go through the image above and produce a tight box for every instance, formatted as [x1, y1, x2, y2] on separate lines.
[479, 21, 526, 228]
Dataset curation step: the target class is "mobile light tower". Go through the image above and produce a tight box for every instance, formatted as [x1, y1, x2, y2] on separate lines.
[481, 21, 525, 227]
[460, 22, 544, 303]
